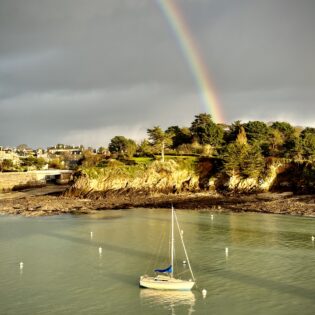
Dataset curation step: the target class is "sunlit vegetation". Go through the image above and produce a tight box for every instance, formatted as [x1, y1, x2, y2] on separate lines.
[92, 113, 313, 179]
[60, 113, 315, 187]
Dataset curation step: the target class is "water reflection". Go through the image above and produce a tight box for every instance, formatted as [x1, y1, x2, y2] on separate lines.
[140, 289, 195, 314]
[228, 214, 280, 247]
[1, 211, 315, 315]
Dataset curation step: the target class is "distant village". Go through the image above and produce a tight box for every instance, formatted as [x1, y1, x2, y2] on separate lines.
[0, 144, 109, 172]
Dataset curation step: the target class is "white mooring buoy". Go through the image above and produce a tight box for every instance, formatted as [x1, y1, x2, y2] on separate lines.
[312, 236, 315, 242]
[202, 289, 207, 298]
[19, 262, 24, 269]
[90, 232, 93, 239]
[183, 260, 187, 265]
[225, 247, 229, 256]
[211, 214, 214, 220]
[98, 247, 102, 255]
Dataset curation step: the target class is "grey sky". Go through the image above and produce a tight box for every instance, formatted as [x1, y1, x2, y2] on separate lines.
[1, 0, 314, 148]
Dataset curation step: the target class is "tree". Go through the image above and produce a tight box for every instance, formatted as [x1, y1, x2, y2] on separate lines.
[268, 128, 285, 157]
[49, 158, 64, 169]
[300, 127, 315, 139]
[166, 126, 192, 149]
[176, 143, 194, 155]
[302, 133, 315, 161]
[282, 135, 302, 160]
[224, 120, 243, 143]
[108, 136, 137, 159]
[222, 129, 264, 178]
[21, 156, 46, 170]
[80, 150, 103, 167]
[190, 113, 224, 146]
[222, 142, 246, 177]
[241, 144, 265, 178]
[97, 147, 107, 154]
[271, 121, 295, 138]
[0, 159, 14, 172]
[147, 126, 173, 162]
[109, 136, 128, 154]
[236, 126, 247, 145]
[16, 144, 29, 151]
[137, 139, 154, 157]
[243, 121, 269, 144]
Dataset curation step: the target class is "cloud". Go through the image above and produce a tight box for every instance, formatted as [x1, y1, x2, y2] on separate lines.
[0, 0, 314, 147]
[0, 83, 200, 147]
[222, 87, 315, 125]
[61, 125, 147, 148]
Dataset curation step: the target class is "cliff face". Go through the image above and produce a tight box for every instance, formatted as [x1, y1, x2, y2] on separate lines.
[66, 158, 315, 198]
[65, 160, 199, 198]
[222, 160, 286, 193]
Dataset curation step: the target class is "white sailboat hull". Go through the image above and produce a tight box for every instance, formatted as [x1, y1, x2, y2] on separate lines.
[140, 275, 195, 291]
[139, 206, 196, 291]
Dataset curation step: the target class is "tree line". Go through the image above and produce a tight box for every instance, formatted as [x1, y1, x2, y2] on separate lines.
[3, 113, 314, 179]
[108, 113, 315, 178]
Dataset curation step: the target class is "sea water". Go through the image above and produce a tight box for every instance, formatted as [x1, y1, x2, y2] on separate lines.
[0, 209, 315, 315]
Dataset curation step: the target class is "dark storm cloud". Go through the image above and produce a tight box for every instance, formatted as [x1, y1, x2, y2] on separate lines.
[0, 0, 314, 147]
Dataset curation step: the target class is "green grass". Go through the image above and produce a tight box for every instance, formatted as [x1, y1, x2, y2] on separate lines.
[133, 155, 198, 171]
[81, 162, 147, 180]
[81, 155, 199, 180]
[131, 157, 153, 165]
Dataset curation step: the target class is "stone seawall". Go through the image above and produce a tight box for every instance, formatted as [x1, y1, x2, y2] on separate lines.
[0, 170, 72, 192]
[0, 172, 46, 191]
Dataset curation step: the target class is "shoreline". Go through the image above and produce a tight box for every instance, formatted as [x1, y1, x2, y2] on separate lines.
[0, 190, 315, 217]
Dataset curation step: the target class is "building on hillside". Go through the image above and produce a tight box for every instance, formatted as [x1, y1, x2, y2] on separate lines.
[46, 145, 84, 170]
[0, 147, 20, 165]
[47, 145, 83, 156]
[34, 148, 49, 161]
[17, 148, 35, 157]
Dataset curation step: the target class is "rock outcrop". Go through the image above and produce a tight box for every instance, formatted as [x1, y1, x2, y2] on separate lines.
[224, 159, 286, 193]
[65, 160, 199, 198]
[64, 158, 315, 198]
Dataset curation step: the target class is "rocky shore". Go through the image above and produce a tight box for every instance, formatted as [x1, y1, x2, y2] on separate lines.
[1, 190, 315, 217]
[2, 158, 315, 217]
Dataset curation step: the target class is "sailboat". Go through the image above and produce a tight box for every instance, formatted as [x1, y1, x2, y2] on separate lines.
[139, 206, 195, 291]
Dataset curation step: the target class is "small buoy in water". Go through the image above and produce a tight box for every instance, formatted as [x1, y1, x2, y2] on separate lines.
[90, 232, 93, 238]
[181, 230, 184, 236]
[225, 247, 229, 256]
[202, 289, 207, 298]
[98, 247, 102, 255]
[211, 214, 214, 220]
[183, 260, 187, 265]
[312, 236, 315, 242]
[19, 262, 24, 269]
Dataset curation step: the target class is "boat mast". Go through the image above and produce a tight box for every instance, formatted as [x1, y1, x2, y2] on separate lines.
[174, 211, 196, 283]
[171, 205, 174, 278]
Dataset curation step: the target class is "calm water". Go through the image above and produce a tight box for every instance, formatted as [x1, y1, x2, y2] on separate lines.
[0, 209, 315, 315]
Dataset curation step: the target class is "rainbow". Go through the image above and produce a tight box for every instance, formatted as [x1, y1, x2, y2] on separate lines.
[157, 0, 224, 123]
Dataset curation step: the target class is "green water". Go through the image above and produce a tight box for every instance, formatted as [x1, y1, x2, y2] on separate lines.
[0, 209, 315, 315]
